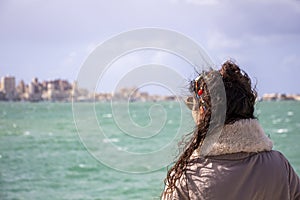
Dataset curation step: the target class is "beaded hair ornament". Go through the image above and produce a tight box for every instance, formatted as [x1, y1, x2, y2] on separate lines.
[185, 73, 208, 111]
[191, 75, 207, 111]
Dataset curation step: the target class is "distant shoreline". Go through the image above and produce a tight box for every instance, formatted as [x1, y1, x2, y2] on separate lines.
[261, 93, 300, 101]
[1, 94, 300, 103]
[1, 75, 299, 103]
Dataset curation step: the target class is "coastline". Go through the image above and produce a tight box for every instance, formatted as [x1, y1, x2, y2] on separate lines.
[261, 93, 300, 101]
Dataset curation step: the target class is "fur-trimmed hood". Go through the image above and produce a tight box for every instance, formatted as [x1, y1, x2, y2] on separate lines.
[197, 119, 273, 157]
[163, 119, 300, 200]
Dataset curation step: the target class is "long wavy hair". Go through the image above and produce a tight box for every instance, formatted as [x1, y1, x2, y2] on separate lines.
[162, 60, 257, 197]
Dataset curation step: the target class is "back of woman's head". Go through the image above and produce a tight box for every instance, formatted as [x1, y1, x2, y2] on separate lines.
[187, 60, 257, 125]
[220, 60, 257, 124]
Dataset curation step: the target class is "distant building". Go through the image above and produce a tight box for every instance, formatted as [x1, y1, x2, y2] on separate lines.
[43, 81, 70, 101]
[262, 93, 278, 101]
[95, 92, 112, 101]
[71, 81, 79, 101]
[113, 87, 139, 101]
[42, 79, 72, 101]
[136, 92, 149, 102]
[0, 76, 17, 100]
[262, 93, 300, 101]
[28, 78, 42, 102]
[16, 80, 26, 100]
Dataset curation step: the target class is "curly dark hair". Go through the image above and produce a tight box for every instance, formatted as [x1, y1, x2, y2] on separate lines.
[162, 60, 257, 197]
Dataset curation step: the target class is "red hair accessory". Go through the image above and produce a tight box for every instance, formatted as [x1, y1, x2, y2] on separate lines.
[197, 89, 203, 96]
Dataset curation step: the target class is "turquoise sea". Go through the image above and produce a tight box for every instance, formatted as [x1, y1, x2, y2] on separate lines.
[1, 101, 300, 200]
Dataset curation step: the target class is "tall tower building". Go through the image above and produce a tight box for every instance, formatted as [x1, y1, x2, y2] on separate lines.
[0, 76, 16, 100]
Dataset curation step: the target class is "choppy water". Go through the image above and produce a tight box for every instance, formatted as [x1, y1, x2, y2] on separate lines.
[0, 101, 299, 200]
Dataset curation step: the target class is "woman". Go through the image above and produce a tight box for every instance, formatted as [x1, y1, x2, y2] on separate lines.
[162, 60, 300, 200]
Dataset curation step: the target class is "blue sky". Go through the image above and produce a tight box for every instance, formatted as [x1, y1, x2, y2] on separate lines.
[0, 0, 300, 95]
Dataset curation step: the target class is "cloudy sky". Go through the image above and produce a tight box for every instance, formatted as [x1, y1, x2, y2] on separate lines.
[0, 0, 300, 95]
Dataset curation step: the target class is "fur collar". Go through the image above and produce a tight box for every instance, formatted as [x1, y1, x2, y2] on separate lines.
[196, 119, 273, 157]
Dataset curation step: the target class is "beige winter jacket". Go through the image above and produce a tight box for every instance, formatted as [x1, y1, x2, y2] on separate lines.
[163, 119, 300, 200]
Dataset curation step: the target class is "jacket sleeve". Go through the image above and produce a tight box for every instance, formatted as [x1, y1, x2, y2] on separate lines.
[162, 173, 189, 200]
[287, 161, 300, 199]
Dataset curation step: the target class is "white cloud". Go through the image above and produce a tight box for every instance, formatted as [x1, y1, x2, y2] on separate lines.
[206, 31, 242, 50]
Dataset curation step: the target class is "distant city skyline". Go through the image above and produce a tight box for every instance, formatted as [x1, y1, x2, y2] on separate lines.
[0, 74, 179, 96]
[0, 74, 179, 102]
[1, 0, 300, 96]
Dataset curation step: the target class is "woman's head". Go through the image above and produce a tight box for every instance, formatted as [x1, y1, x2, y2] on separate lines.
[187, 60, 257, 125]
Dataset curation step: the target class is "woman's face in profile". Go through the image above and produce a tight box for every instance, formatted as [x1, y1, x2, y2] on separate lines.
[186, 96, 203, 125]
